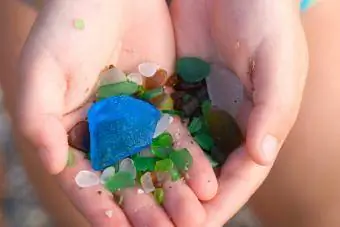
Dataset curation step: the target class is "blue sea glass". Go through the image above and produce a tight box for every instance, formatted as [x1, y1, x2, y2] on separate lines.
[88, 95, 161, 171]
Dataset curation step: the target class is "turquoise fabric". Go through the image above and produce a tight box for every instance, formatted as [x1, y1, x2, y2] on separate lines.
[301, 0, 315, 11]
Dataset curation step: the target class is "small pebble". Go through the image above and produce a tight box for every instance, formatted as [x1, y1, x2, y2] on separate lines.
[68, 121, 90, 153]
[100, 67, 127, 86]
[138, 62, 159, 77]
[75, 170, 100, 188]
[174, 130, 181, 140]
[140, 172, 156, 193]
[137, 188, 145, 194]
[73, 18, 85, 30]
[181, 118, 189, 126]
[139, 148, 154, 157]
[168, 116, 174, 124]
[67, 147, 76, 167]
[117, 195, 124, 205]
[156, 172, 169, 185]
[153, 114, 172, 138]
[127, 72, 143, 85]
[100, 166, 116, 184]
[163, 86, 174, 95]
[182, 97, 200, 116]
[105, 210, 113, 218]
[119, 158, 137, 179]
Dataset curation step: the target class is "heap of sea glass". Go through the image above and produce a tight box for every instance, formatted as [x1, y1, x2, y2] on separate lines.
[68, 58, 243, 204]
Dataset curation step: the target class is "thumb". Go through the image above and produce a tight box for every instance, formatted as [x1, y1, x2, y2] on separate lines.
[244, 35, 308, 165]
[16, 56, 68, 174]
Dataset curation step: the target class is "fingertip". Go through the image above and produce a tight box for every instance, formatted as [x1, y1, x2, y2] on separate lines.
[185, 149, 218, 200]
[260, 134, 279, 164]
[246, 131, 280, 166]
[204, 146, 272, 226]
[38, 148, 65, 175]
[40, 119, 69, 174]
[167, 119, 218, 201]
[200, 184, 218, 201]
[163, 181, 206, 227]
[245, 104, 283, 166]
[187, 170, 218, 201]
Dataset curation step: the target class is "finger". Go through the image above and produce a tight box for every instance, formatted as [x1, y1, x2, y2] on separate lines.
[16, 0, 126, 174]
[167, 117, 218, 201]
[170, 0, 213, 59]
[58, 148, 131, 227]
[120, 189, 173, 227]
[246, 35, 308, 165]
[170, 0, 218, 200]
[204, 147, 271, 227]
[58, 108, 131, 226]
[15, 109, 68, 175]
[163, 180, 206, 227]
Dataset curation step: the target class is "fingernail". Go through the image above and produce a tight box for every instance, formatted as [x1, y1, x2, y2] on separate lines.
[261, 134, 278, 163]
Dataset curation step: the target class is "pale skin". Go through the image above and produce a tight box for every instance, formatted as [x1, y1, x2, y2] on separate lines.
[0, 0, 340, 227]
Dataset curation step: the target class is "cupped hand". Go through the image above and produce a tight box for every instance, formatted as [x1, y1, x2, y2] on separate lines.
[13, 0, 218, 226]
[171, 0, 308, 226]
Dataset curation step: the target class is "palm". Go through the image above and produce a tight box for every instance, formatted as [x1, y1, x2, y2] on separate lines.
[53, 1, 175, 225]
[58, 2, 175, 116]
[171, 0, 254, 124]
[171, 0, 307, 143]
[171, 0, 308, 225]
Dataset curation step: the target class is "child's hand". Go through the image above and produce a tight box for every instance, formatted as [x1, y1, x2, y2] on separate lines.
[171, 0, 308, 225]
[13, 0, 217, 226]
